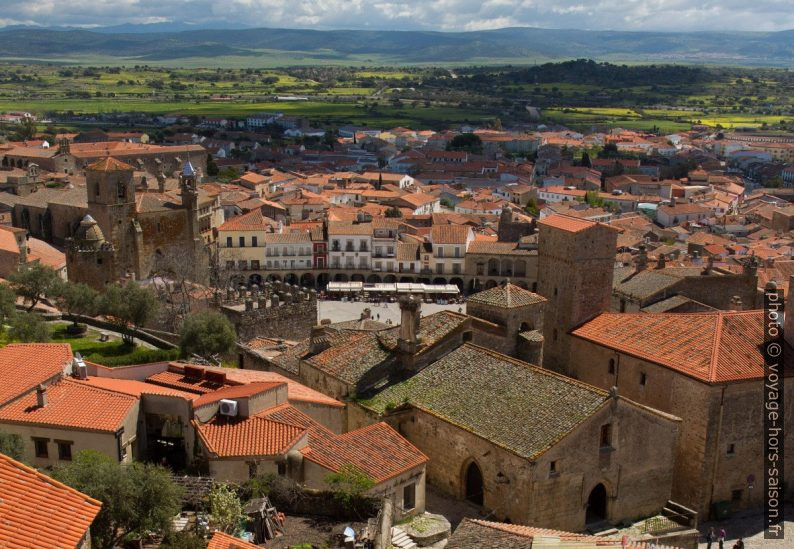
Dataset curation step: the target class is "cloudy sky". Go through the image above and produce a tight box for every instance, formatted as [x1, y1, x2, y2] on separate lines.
[1, 0, 793, 32]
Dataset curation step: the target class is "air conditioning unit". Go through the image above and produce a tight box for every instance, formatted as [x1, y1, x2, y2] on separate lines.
[219, 399, 238, 417]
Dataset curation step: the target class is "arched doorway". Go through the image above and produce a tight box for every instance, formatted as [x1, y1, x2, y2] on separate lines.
[351, 274, 365, 282]
[433, 277, 447, 285]
[464, 461, 484, 506]
[367, 274, 381, 284]
[399, 276, 414, 283]
[586, 483, 607, 524]
[384, 275, 397, 283]
[450, 277, 464, 291]
[285, 273, 298, 285]
[334, 273, 348, 282]
[485, 279, 498, 289]
[317, 273, 330, 289]
[249, 274, 263, 286]
[266, 274, 281, 283]
[519, 322, 532, 332]
[300, 273, 315, 288]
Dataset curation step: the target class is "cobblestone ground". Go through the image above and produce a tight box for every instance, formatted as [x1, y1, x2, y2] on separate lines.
[317, 299, 466, 325]
[697, 508, 793, 548]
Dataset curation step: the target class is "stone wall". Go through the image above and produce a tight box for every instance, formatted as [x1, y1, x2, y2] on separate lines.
[219, 282, 317, 342]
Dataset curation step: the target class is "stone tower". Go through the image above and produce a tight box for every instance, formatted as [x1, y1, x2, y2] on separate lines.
[179, 159, 201, 241]
[537, 214, 618, 374]
[85, 157, 138, 278]
[65, 215, 118, 289]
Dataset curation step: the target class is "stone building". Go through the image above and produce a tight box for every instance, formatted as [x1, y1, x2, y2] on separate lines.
[66, 157, 214, 288]
[570, 309, 794, 517]
[349, 344, 680, 532]
[276, 297, 680, 532]
[466, 282, 545, 362]
[537, 214, 619, 374]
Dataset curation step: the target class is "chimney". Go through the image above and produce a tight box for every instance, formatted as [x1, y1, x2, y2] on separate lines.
[398, 295, 421, 357]
[36, 384, 47, 408]
[670, 197, 677, 207]
[703, 255, 714, 275]
[730, 295, 743, 311]
[636, 244, 648, 271]
[656, 254, 666, 269]
[309, 325, 330, 355]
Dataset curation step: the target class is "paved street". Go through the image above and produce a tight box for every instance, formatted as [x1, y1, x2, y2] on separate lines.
[317, 299, 466, 325]
[697, 508, 793, 548]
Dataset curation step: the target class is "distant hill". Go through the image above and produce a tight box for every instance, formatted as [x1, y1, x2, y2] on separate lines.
[0, 26, 793, 66]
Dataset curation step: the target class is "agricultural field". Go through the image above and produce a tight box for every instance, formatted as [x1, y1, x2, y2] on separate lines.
[1, 60, 793, 132]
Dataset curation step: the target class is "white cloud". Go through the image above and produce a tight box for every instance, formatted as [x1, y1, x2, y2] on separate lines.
[0, 0, 793, 32]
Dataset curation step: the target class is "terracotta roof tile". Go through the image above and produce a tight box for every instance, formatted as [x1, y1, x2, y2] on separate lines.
[302, 422, 427, 483]
[218, 209, 276, 232]
[194, 415, 305, 458]
[0, 378, 137, 433]
[193, 382, 284, 408]
[86, 156, 134, 172]
[79, 377, 196, 399]
[539, 214, 618, 233]
[0, 452, 101, 549]
[572, 311, 767, 383]
[207, 531, 260, 549]
[431, 224, 471, 244]
[0, 343, 72, 407]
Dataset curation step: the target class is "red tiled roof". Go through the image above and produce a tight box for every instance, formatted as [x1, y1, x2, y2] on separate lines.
[538, 214, 616, 234]
[0, 343, 72, 406]
[193, 381, 284, 408]
[86, 156, 134, 172]
[208, 367, 345, 408]
[207, 531, 260, 549]
[194, 415, 305, 458]
[431, 224, 470, 244]
[79, 376, 196, 399]
[146, 369, 232, 394]
[302, 422, 427, 483]
[0, 452, 101, 549]
[218, 208, 275, 232]
[572, 311, 766, 383]
[0, 378, 137, 433]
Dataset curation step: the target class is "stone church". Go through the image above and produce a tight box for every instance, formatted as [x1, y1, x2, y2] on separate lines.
[66, 157, 211, 288]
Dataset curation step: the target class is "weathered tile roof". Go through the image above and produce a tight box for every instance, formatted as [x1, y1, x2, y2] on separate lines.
[0, 378, 137, 433]
[362, 344, 609, 460]
[306, 331, 393, 385]
[539, 214, 618, 234]
[448, 519, 644, 549]
[466, 241, 535, 256]
[431, 224, 470, 244]
[0, 452, 101, 549]
[0, 343, 72, 407]
[86, 156, 134, 172]
[468, 283, 546, 308]
[572, 310, 766, 383]
[218, 208, 276, 232]
[302, 422, 427, 483]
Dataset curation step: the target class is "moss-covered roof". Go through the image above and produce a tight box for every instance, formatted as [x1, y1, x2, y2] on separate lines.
[361, 343, 609, 460]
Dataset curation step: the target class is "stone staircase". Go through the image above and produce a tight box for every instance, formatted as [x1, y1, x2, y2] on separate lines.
[391, 525, 418, 549]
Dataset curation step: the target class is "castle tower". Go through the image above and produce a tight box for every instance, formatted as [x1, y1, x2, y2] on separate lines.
[537, 215, 618, 374]
[84, 157, 137, 278]
[65, 215, 118, 289]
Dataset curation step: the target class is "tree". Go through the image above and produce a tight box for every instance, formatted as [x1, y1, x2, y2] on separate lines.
[384, 206, 403, 218]
[9, 312, 50, 342]
[161, 532, 207, 549]
[55, 282, 98, 328]
[325, 463, 375, 506]
[53, 450, 183, 549]
[206, 154, 219, 177]
[207, 483, 245, 534]
[179, 311, 236, 361]
[447, 133, 482, 155]
[98, 283, 159, 345]
[0, 283, 17, 328]
[580, 151, 592, 168]
[14, 117, 36, 141]
[7, 263, 60, 312]
[0, 431, 25, 461]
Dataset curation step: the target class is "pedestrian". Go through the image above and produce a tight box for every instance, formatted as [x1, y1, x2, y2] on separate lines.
[718, 528, 726, 549]
[732, 538, 744, 549]
[706, 527, 715, 549]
